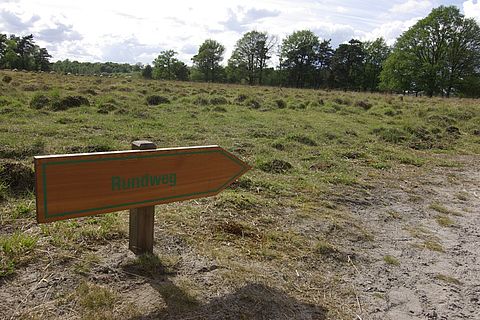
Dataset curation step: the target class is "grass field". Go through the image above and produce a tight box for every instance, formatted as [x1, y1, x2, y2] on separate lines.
[0, 70, 479, 319]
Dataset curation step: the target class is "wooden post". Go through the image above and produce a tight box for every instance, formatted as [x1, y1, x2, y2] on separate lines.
[129, 140, 157, 255]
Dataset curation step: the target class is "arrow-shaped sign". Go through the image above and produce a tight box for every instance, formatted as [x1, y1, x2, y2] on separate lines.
[34, 145, 250, 223]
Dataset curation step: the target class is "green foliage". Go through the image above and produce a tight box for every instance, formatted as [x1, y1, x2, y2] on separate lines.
[228, 31, 276, 85]
[380, 6, 480, 97]
[51, 95, 90, 111]
[146, 95, 170, 105]
[191, 39, 225, 82]
[0, 232, 37, 277]
[280, 30, 320, 88]
[52, 59, 135, 75]
[258, 159, 293, 173]
[153, 50, 189, 81]
[30, 93, 50, 109]
[362, 38, 391, 91]
[141, 64, 153, 79]
[331, 39, 366, 90]
[2, 75, 12, 83]
[0, 34, 51, 71]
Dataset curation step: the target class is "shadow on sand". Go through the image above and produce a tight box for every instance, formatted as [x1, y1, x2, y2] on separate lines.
[122, 255, 327, 320]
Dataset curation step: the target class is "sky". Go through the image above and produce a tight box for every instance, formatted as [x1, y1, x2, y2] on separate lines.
[1, 0, 480, 66]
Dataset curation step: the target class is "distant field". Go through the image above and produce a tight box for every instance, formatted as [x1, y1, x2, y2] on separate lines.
[1, 70, 479, 319]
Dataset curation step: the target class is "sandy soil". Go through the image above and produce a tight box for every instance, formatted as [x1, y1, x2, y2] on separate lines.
[1, 155, 478, 319]
[345, 156, 480, 320]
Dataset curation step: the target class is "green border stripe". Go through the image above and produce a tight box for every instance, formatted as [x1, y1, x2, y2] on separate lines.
[42, 148, 249, 219]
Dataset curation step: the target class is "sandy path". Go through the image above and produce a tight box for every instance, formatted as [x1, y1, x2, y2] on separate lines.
[348, 156, 480, 320]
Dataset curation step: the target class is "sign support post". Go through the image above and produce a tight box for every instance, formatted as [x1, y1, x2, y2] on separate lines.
[129, 140, 156, 255]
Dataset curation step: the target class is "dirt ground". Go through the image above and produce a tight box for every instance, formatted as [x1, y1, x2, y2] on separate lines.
[1, 155, 479, 320]
[346, 155, 480, 320]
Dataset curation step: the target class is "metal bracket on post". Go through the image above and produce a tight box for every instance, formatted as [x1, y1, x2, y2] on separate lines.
[129, 140, 157, 255]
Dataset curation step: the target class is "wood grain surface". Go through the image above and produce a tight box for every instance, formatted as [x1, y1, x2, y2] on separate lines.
[34, 145, 250, 223]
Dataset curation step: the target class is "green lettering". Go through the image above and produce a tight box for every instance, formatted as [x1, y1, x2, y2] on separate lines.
[150, 175, 162, 186]
[112, 176, 121, 191]
[141, 174, 148, 187]
[161, 175, 169, 184]
[169, 173, 176, 186]
[122, 178, 131, 190]
[113, 173, 177, 191]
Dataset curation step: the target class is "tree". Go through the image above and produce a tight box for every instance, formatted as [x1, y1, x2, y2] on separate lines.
[279, 30, 319, 88]
[142, 64, 153, 79]
[380, 6, 480, 97]
[0, 34, 51, 71]
[152, 50, 189, 81]
[362, 38, 390, 91]
[33, 47, 51, 71]
[228, 31, 276, 85]
[331, 39, 365, 90]
[0, 34, 7, 66]
[192, 39, 225, 82]
[313, 39, 334, 88]
[153, 50, 176, 80]
[15, 34, 36, 70]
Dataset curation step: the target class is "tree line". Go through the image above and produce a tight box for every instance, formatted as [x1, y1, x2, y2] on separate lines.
[0, 34, 141, 74]
[1, 6, 479, 97]
[0, 34, 51, 71]
[147, 6, 480, 97]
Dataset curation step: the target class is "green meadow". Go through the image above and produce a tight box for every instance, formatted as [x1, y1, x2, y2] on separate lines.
[0, 70, 479, 319]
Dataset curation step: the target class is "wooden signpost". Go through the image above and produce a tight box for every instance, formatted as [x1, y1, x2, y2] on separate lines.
[34, 141, 250, 254]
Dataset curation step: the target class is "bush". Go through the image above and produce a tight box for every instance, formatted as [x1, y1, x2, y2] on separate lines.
[275, 99, 287, 109]
[235, 93, 248, 103]
[333, 98, 351, 106]
[258, 159, 293, 174]
[212, 106, 227, 112]
[30, 94, 50, 109]
[210, 96, 228, 105]
[52, 95, 90, 111]
[0, 161, 35, 196]
[354, 100, 372, 110]
[193, 96, 210, 106]
[244, 97, 261, 109]
[146, 95, 170, 105]
[372, 127, 406, 144]
[97, 103, 117, 114]
[2, 75, 12, 83]
[288, 135, 317, 146]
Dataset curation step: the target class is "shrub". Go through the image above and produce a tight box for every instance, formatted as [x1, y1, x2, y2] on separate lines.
[258, 159, 293, 173]
[146, 95, 170, 105]
[235, 93, 248, 103]
[97, 103, 117, 114]
[209, 96, 228, 105]
[0, 161, 35, 196]
[244, 97, 261, 109]
[354, 100, 372, 110]
[275, 99, 287, 109]
[372, 127, 407, 144]
[52, 95, 90, 111]
[288, 135, 317, 146]
[2, 75, 12, 83]
[333, 98, 351, 106]
[30, 93, 50, 109]
[212, 106, 227, 112]
[193, 96, 210, 106]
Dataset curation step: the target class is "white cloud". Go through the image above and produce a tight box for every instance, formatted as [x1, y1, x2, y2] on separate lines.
[389, 0, 433, 14]
[359, 17, 421, 45]
[463, 0, 480, 22]
[0, 0, 462, 64]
